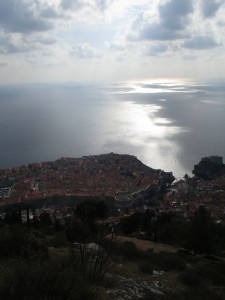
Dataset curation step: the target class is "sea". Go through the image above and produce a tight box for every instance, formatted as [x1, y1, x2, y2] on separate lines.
[0, 79, 225, 178]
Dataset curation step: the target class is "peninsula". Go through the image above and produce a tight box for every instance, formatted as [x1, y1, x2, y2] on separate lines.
[0, 153, 174, 209]
[1, 153, 225, 224]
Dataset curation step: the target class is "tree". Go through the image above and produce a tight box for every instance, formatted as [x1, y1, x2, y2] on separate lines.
[4, 209, 22, 224]
[65, 219, 112, 282]
[75, 199, 107, 222]
[39, 212, 52, 226]
[143, 209, 155, 232]
[0, 225, 48, 259]
[120, 213, 143, 234]
[188, 205, 214, 255]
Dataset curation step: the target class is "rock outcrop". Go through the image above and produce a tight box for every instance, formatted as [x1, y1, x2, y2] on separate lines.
[192, 156, 225, 180]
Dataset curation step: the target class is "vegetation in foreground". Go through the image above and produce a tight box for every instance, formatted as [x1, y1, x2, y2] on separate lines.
[0, 201, 225, 299]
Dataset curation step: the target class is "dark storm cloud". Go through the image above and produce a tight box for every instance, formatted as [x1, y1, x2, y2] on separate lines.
[183, 35, 220, 49]
[135, 0, 193, 41]
[0, 0, 52, 34]
[201, 0, 223, 18]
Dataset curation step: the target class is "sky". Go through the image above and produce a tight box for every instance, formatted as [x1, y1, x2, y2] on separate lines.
[0, 0, 225, 84]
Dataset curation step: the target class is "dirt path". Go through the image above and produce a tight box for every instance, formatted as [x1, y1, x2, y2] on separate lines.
[117, 235, 178, 253]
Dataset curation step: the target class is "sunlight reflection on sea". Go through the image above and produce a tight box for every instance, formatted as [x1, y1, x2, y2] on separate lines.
[0, 78, 225, 178]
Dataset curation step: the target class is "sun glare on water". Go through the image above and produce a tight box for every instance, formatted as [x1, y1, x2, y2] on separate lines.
[114, 78, 196, 94]
[109, 94, 188, 176]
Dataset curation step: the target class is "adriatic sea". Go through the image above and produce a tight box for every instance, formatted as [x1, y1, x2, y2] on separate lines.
[0, 79, 225, 178]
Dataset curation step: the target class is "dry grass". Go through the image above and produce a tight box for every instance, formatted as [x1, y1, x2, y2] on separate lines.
[116, 236, 177, 253]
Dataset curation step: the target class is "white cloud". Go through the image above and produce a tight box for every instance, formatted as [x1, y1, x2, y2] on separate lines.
[112, 0, 225, 57]
[183, 54, 198, 60]
[183, 35, 221, 50]
[0, 0, 225, 83]
[0, 32, 59, 55]
[158, 0, 193, 30]
[143, 43, 168, 56]
[0, 0, 53, 34]
[201, 0, 224, 18]
[70, 43, 102, 58]
[0, 62, 7, 67]
[37, 35, 58, 45]
[127, 0, 193, 42]
[60, 0, 87, 10]
[0, 34, 36, 54]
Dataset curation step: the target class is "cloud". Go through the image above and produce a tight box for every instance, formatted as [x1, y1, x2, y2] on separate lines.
[58, 0, 116, 24]
[0, 0, 225, 82]
[0, 62, 7, 68]
[0, 32, 58, 55]
[95, 0, 113, 11]
[0, 34, 35, 54]
[130, 0, 193, 41]
[183, 35, 220, 50]
[139, 23, 186, 41]
[36, 36, 58, 45]
[60, 0, 86, 10]
[0, 0, 52, 34]
[70, 43, 102, 58]
[201, 0, 223, 18]
[143, 43, 168, 56]
[159, 0, 193, 30]
[183, 55, 198, 60]
[60, 0, 113, 11]
[118, 0, 225, 59]
[40, 6, 61, 19]
[106, 43, 126, 51]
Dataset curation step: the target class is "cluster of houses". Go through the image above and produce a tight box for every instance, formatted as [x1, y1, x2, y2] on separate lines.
[0, 153, 173, 210]
[2, 154, 224, 225]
